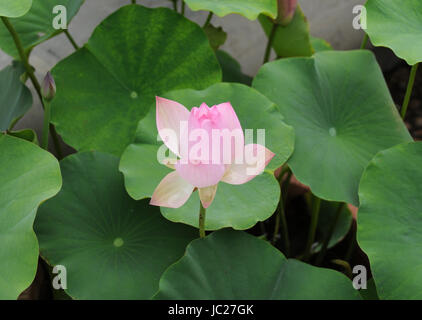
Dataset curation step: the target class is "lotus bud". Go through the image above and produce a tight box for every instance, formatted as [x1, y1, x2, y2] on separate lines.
[41, 71, 56, 102]
[276, 0, 298, 26]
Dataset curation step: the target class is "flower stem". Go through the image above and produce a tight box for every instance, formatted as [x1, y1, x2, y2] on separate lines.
[303, 195, 321, 261]
[345, 233, 356, 262]
[50, 126, 63, 158]
[199, 202, 206, 238]
[274, 190, 291, 255]
[401, 63, 419, 120]
[203, 12, 213, 28]
[41, 99, 51, 150]
[263, 23, 277, 64]
[172, 0, 178, 11]
[360, 33, 369, 49]
[64, 29, 79, 50]
[315, 202, 345, 265]
[259, 222, 267, 238]
[272, 167, 291, 257]
[281, 170, 292, 203]
[1, 16, 63, 158]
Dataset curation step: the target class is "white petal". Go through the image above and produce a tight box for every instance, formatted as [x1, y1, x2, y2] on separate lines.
[150, 171, 194, 208]
[156, 96, 190, 156]
[222, 144, 275, 185]
[199, 184, 218, 208]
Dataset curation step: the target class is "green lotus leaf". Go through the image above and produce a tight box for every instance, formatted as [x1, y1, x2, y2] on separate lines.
[184, 0, 278, 20]
[359, 278, 379, 300]
[34, 151, 197, 299]
[253, 50, 412, 206]
[314, 200, 353, 253]
[51, 5, 221, 156]
[120, 82, 295, 230]
[358, 141, 422, 299]
[0, 0, 84, 57]
[365, 0, 422, 65]
[155, 229, 361, 299]
[0, 134, 61, 299]
[216, 50, 252, 85]
[0, 0, 32, 18]
[311, 37, 333, 53]
[0, 62, 32, 131]
[7, 128, 38, 144]
[204, 24, 227, 51]
[259, 5, 313, 58]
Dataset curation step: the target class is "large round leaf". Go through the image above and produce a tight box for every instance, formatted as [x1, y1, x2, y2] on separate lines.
[216, 50, 252, 86]
[51, 5, 221, 156]
[8, 128, 38, 144]
[358, 142, 422, 300]
[34, 151, 197, 299]
[314, 200, 353, 253]
[253, 50, 412, 206]
[0, 0, 84, 57]
[365, 0, 422, 65]
[184, 0, 277, 20]
[120, 82, 295, 230]
[0, 134, 61, 299]
[311, 37, 333, 53]
[155, 229, 361, 299]
[360, 278, 379, 300]
[120, 143, 173, 202]
[0, 0, 32, 18]
[0, 61, 33, 131]
[259, 5, 313, 58]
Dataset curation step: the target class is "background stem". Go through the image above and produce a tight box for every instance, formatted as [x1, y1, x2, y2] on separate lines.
[263, 23, 277, 63]
[345, 233, 356, 262]
[331, 259, 353, 279]
[315, 202, 345, 265]
[401, 63, 419, 119]
[172, 0, 178, 11]
[272, 167, 291, 256]
[181, 1, 186, 16]
[1, 17, 42, 102]
[1, 16, 63, 157]
[360, 33, 369, 49]
[41, 100, 51, 150]
[199, 202, 206, 238]
[203, 12, 213, 28]
[304, 195, 321, 261]
[274, 191, 290, 256]
[64, 30, 79, 50]
[50, 126, 63, 158]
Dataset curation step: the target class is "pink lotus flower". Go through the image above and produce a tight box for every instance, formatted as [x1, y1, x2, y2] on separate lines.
[150, 97, 275, 209]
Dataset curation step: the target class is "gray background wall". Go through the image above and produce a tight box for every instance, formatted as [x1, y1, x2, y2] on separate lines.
[0, 0, 365, 140]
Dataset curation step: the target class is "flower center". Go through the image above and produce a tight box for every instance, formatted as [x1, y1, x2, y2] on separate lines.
[192, 103, 220, 128]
